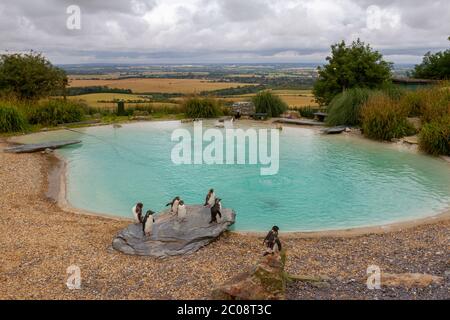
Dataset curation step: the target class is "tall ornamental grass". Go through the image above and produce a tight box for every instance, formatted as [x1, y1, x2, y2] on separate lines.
[361, 93, 415, 141]
[252, 91, 288, 117]
[0, 101, 27, 132]
[326, 88, 373, 126]
[419, 115, 450, 156]
[27, 99, 85, 126]
[182, 96, 223, 118]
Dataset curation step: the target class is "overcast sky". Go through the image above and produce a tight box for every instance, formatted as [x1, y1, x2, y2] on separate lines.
[0, 0, 449, 65]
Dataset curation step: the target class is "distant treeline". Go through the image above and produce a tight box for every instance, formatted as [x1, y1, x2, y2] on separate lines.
[203, 85, 266, 96]
[138, 92, 184, 102]
[204, 80, 314, 97]
[60, 86, 133, 96]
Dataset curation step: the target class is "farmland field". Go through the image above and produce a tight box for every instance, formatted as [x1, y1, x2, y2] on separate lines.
[220, 89, 318, 107]
[68, 77, 256, 94]
[68, 93, 179, 109]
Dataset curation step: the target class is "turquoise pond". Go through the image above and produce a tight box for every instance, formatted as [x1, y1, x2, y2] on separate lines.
[17, 121, 450, 232]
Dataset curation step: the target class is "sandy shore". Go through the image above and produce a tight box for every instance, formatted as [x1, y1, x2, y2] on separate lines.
[0, 141, 449, 300]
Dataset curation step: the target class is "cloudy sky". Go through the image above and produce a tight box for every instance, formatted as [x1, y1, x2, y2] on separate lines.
[0, 0, 449, 65]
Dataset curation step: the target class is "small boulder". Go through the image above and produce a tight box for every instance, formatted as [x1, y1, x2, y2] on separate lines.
[131, 115, 151, 121]
[212, 251, 287, 300]
[402, 135, 419, 145]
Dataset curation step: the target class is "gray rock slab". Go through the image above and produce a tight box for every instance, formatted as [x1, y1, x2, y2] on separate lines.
[4, 140, 81, 153]
[321, 126, 347, 134]
[274, 119, 324, 126]
[112, 205, 236, 258]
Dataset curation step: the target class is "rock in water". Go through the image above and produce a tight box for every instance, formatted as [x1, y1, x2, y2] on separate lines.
[112, 205, 235, 258]
[212, 251, 287, 300]
[321, 126, 347, 134]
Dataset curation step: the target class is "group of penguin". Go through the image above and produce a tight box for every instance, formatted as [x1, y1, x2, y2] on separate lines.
[132, 188, 223, 237]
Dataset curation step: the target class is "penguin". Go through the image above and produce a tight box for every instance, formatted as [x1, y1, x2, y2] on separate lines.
[132, 202, 143, 223]
[166, 196, 180, 214]
[204, 189, 215, 207]
[142, 210, 155, 236]
[177, 200, 187, 220]
[209, 198, 222, 223]
[263, 226, 282, 256]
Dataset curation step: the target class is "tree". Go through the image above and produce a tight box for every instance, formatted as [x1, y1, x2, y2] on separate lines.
[0, 52, 67, 100]
[411, 48, 450, 80]
[252, 91, 288, 117]
[313, 39, 392, 106]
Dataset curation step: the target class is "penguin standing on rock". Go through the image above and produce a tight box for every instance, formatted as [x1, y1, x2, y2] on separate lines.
[177, 200, 187, 220]
[204, 189, 216, 207]
[166, 196, 180, 214]
[209, 198, 222, 224]
[132, 203, 144, 223]
[142, 210, 155, 236]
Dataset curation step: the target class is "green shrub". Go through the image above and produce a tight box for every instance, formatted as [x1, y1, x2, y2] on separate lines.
[297, 106, 317, 119]
[28, 99, 85, 126]
[419, 116, 450, 156]
[252, 91, 288, 117]
[398, 86, 450, 121]
[361, 93, 415, 141]
[380, 83, 405, 101]
[399, 90, 423, 117]
[326, 88, 373, 126]
[0, 103, 27, 132]
[418, 87, 450, 123]
[182, 96, 222, 118]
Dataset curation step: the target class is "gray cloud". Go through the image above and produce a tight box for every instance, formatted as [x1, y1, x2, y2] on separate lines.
[0, 0, 448, 64]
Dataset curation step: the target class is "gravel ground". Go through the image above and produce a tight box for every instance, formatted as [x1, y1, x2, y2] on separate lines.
[0, 142, 448, 300]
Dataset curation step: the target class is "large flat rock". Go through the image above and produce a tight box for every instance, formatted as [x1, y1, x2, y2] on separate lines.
[4, 140, 81, 153]
[273, 119, 324, 126]
[321, 126, 347, 134]
[112, 205, 236, 258]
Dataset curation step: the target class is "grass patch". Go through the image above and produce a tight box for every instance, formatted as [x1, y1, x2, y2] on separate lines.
[399, 86, 450, 121]
[326, 88, 373, 126]
[419, 116, 450, 156]
[361, 93, 415, 141]
[182, 96, 223, 118]
[0, 101, 27, 133]
[27, 99, 85, 126]
[252, 91, 288, 117]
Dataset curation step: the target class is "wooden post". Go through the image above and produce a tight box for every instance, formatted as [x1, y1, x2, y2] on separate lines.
[117, 100, 125, 116]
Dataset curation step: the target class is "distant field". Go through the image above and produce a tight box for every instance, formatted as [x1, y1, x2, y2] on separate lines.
[68, 93, 179, 109]
[69, 73, 121, 80]
[68, 78, 256, 94]
[220, 89, 318, 107]
[69, 90, 318, 109]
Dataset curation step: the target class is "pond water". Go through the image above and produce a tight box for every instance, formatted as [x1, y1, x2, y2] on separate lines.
[17, 121, 450, 232]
